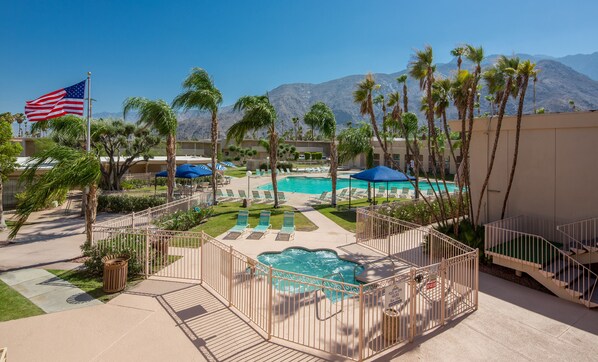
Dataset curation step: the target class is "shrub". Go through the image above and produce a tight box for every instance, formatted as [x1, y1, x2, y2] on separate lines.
[293, 152, 299, 161]
[15, 188, 68, 211]
[153, 208, 213, 231]
[376, 195, 462, 225]
[121, 179, 150, 190]
[98, 194, 165, 213]
[259, 163, 269, 171]
[304, 153, 311, 160]
[312, 152, 323, 160]
[81, 239, 144, 278]
[278, 162, 293, 171]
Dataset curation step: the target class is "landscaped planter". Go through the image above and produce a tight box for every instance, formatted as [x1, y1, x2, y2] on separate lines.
[102, 255, 130, 293]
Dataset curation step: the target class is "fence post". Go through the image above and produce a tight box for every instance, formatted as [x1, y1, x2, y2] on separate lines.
[147, 207, 152, 226]
[409, 268, 417, 343]
[440, 258, 446, 325]
[199, 231, 204, 284]
[228, 245, 234, 306]
[358, 284, 364, 361]
[144, 228, 150, 279]
[267, 266, 273, 340]
[131, 211, 135, 228]
[474, 249, 479, 310]
[387, 218, 391, 256]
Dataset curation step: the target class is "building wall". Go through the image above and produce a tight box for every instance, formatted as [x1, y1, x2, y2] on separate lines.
[451, 111, 598, 225]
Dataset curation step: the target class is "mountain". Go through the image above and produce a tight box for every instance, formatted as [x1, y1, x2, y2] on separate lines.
[176, 56, 598, 139]
[556, 52, 598, 81]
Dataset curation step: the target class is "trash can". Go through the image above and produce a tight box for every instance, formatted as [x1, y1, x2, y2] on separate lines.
[382, 308, 401, 343]
[102, 255, 130, 293]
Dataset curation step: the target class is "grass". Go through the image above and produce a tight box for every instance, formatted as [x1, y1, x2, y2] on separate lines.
[47, 269, 143, 303]
[0, 280, 44, 321]
[313, 197, 408, 232]
[189, 201, 318, 237]
[224, 167, 249, 178]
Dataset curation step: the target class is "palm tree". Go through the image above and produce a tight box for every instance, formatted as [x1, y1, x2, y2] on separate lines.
[172, 68, 223, 204]
[474, 56, 519, 224]
[374, 94, 391, 165]
[10, 146, 101, 245]
[501, 60, 537, 219]
[227, 95, 281, 207]
[398, 112, 421, 199]
[338, 122, 374, 201]
[291, 117, 299, 140]
[123, 97, 178, 202]
[13, 113, 25, 137]
[305, 102, 337, 206]
[396, 74, 409, 113]
[451, 46, 467, 72]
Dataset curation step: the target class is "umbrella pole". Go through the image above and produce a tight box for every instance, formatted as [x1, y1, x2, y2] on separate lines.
[387, 181, 389, 202]
[349, 177, 352, 209]
[373, 182, 376, 205]
[154, 176, 157, 196]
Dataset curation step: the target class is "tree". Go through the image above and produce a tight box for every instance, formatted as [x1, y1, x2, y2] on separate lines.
[474, 56, 519, 225]
[33, 116, 160, 190]
[0, 113, 23, 229]
[227, 95, 281, 207]
[305, 102, 337, 206]
[451, 46, 467, 72]
[123, 98, 178, 202]
[396, 74, 409, 113]
[291, 117, 299, 140]
[501, 60, 537, 218]
[173, 68, 223, 204]
[11, 146, 101, 245]
[338, 122, 373, 200]
[354, 74, 389, 165]
[13, 113, 25, 137]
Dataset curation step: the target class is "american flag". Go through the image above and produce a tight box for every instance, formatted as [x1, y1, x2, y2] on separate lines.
[25, 80, 86, 121]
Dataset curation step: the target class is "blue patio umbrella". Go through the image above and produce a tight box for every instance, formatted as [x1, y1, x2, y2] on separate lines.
[215, 163, 227, 171]
[349, 166, 415, 207]
[155, 164, 212, 195]
[222, 161, 236, 168]
[197, 164, 210, 171]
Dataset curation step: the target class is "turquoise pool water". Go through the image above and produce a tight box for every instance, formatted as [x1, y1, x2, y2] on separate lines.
[258, 176, 457, 195]
[257, 248, 363, 301]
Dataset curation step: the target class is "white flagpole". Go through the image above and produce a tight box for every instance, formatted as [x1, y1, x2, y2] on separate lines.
[86, 71, 92, 152]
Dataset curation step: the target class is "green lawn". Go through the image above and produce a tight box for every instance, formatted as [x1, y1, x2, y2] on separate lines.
[224, 167, 249, 178]
[190, 201, 318, 237]
[313, 197, 409, 232]
[47, 269, 143, 303]
[0, 280, 44, 321]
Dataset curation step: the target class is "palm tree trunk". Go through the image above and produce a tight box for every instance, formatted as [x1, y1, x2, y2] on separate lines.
[84, 183, 98, 247]
[166, 134, 176, 202]
[474, 77, 513, 225]
[501, 76, 530, 219]
[330, 139, 338, 207]
[269, 129, 279, 208]
[0, 180, 5, 230]
[211, 111, 219, 205]
[403, 84, 408, 113]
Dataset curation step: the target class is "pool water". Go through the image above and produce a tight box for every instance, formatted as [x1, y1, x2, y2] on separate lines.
[258, 176, 457, 195]
[258, 248, 363, 301]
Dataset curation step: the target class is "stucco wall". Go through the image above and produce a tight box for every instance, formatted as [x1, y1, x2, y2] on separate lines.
[450, 111, 598, 225]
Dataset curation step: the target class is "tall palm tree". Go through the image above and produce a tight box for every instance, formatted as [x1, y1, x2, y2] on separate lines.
[451, 46, 467, 72]
[474, 56, 519, 224]
[172, 68, 223, 204]
[227, 95, 280, 207]
[123, 98, 178, 202]
[13, 113, 25, 137]
[373, 94, 391, 165]
[396, 74, 409, 113]
[305, 102, 337, 206]
[10, 146, 101, 245]
[501, 60, 537, 219]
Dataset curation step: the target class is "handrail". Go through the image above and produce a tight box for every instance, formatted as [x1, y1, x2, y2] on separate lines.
[486, 218, 598, 307]
[557, 217, 598, 253]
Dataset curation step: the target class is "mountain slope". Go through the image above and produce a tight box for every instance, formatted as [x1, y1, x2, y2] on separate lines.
[556, 52, 598, 81]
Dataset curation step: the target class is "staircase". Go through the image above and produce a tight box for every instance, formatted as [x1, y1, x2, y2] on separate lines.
[485, 215, 598, 308]
[557, 217, 598, 266]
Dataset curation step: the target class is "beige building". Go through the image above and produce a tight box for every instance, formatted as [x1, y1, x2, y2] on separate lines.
[451, 111, 598, 225]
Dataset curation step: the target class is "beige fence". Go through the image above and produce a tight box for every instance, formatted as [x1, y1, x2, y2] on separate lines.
[485, 215, 598, 307]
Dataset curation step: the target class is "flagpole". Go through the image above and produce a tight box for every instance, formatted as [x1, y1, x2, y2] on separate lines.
[86, 71, 92, 152]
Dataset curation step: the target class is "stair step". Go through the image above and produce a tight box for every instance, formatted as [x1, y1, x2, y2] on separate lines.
[568, 276, 597, 298]
[569, 247, 587, 255]
[556, 268, 583, 286]
[543, 259, 567, 277]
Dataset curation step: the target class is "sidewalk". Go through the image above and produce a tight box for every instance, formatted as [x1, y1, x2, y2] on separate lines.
[0, 268, 102, 313]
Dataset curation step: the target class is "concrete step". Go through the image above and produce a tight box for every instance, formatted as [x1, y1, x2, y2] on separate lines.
[567, 276, 596, 298]
[555, 267, 583, 286]
[542, 259, 566, 278]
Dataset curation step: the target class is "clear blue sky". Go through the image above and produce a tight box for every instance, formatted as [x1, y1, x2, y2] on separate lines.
[1, 0, 597, 114]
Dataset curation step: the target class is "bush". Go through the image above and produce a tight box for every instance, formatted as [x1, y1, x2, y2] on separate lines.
[293, 152, 299, 161]
[121, 179, 150, 190]
[312, 152, 322, 160]
[304, 153, 311, 160]
[153, 208, 214, 231]
[98, 194, 165, 213]
[376, 195, 463, 225]
[259, 163, 269, 171]
[81, 239, 144, 278]
[278, 162, 293, 171]
[15, 188, 68, 211]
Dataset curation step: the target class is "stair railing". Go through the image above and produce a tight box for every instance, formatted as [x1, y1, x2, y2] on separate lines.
[557, 217, 598, 265]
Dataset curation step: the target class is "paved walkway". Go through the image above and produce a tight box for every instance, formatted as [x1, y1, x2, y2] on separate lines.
[1, 273, 597, 361]
[0, 268, 102, 313]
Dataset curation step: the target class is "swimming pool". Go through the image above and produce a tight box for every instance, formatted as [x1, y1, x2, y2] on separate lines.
[258, 248, 363, 301]
[258, 176, 457, 195]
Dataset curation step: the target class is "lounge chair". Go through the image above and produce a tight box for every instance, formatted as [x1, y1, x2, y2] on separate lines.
[216, 189, 229, 200]
[285, 167, 292, 173]
[400, 187, 411, 198]
[277, 192, 287, 204]
[226, 210, 250, 238]
[238, 190, 248, 199]
[337, 189, 349, 200]
[310, 191, 328, 203]
[251, 211, 272, 239]
[226, 189, 238, 200]
[279, 211, 295, 240]
[252, 190, 265, 202]
[263, 190, 275, 203]
[389, 187, 399, 198]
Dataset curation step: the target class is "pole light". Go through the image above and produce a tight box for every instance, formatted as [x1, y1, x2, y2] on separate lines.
[246, 170, 252, 199]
